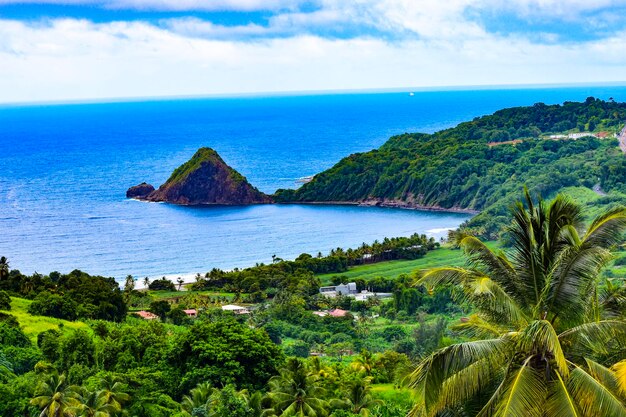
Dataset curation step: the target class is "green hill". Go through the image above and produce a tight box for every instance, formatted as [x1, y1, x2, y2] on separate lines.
[275, 97, 626, 237]
[2, 297, 89, 342]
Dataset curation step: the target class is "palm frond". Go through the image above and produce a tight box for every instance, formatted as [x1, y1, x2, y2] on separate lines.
[567, 365, 626, 417]
[612, 360, 626, 396]
[494, 357, 547, 417]
[559, 320, 626, 360]
[410, 338, 510, 413]
[546, 371, 580, 417]
[519, 320, 568, 377]
[582, 206, 626, 249]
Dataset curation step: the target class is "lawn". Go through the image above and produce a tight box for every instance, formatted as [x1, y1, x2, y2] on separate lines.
[317, 243, 498, 284]
[2, 297, 89, 342]
[148, 290, 235, 302]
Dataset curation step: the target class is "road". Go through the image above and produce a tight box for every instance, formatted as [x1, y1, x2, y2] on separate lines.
[619, 123, 626, 153]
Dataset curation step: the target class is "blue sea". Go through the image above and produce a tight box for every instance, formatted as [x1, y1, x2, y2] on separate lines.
[2, 85, 626, 280]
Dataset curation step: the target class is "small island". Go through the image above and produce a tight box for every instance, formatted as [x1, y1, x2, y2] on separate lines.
[127, 147, 272, 205]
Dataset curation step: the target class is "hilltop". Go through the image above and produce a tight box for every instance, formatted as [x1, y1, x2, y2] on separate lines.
[275, 97, 626, 237]
[128, 147, 272, 205]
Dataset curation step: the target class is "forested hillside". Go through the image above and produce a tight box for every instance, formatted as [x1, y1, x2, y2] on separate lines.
[275, 97, 626, 237]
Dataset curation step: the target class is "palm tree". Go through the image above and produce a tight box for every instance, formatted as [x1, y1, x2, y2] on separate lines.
[0, 256, 8, 280]
[98, 375, 130, 411]
[123, 275, 135, 292]
[266, 358, 329, 417]
[351, 350, 375, 376]
[142, 277, 150, 289]
[410, 191, 626, 417]
[69, 387, 117, 417]
[181, 382, 216, 416]
[332, 375, 381, 416]
[30, 373, 79, 417]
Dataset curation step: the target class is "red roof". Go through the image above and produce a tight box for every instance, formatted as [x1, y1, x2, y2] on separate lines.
[328, 308, 348, 317]
[136, 310, 158, 320]
[183, 309, 197, 316]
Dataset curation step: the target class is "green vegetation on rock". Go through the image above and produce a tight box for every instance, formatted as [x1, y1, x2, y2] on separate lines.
[276, 98, 626, 238]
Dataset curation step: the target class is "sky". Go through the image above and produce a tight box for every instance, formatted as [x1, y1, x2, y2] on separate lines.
[1, 0, 626, 103]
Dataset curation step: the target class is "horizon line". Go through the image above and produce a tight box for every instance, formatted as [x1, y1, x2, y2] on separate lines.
[2, 80, 626, 108]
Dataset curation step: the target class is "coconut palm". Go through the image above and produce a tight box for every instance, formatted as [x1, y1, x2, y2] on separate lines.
[30, 373, 79, 417]
[181, 382, 216, 416]
[69, 387, 118, 417]
[266, 358, 329, 417]
[410, 191, 626, 417]
[351, 350, 375, 376]
[0, 256, 8, 280]
[332, 374, 381, 416]
[98, 375, 130, 411]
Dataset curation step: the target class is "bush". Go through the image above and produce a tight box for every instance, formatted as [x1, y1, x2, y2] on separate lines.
[0, 323, 30, 348]
[0, 291, 11, 310]
[149, 278, 176, 291]
[28, 291, 78, 320]
[284, 340, 310, 358]
[150, 300, 171, 320]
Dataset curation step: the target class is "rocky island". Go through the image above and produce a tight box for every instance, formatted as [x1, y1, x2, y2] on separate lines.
[127, 147, 272, 205]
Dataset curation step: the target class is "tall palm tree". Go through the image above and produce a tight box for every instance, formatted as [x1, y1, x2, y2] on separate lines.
[98, 375, 130, 412]
[332, 375, 381, 416]
[266, 358, 329, 417]
[30, 373, 79, 417]
[69, 387, 118, 417]
[0, 256, 8, 280]
[410, 191, 626, 417]
[181, 382, 216, 416]
[351, 350, 375, 376]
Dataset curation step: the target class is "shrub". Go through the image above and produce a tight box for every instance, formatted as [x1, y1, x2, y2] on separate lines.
[148, 278, 176, 291]
[0, 291, 11, 310]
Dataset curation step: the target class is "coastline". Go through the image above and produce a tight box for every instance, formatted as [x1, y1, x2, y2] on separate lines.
[130, 196, 480, 215]
[278, 199, 480, 215]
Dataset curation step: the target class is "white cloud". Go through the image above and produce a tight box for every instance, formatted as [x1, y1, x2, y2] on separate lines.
[1, 17, 626, 103]
[0, 0, 310, 11]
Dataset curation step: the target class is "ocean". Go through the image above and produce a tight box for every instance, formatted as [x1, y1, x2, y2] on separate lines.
[2, 85, 626, 280]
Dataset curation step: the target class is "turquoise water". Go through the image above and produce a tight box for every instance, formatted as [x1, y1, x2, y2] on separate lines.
[2, 86, 625, 279]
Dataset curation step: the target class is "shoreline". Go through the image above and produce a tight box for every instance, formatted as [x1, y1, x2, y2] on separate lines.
[129, 196, 480, 215]
[281, 199, 480, 215]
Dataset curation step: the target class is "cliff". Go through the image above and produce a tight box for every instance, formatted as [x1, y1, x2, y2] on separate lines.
[128, 148, 272, 205]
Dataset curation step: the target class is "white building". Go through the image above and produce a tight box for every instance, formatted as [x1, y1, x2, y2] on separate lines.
[319, 282, 358, 297]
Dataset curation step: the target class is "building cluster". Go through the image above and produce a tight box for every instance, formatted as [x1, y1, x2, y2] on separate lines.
[318, 282, 392, 301]
[134, 304, 249, 320]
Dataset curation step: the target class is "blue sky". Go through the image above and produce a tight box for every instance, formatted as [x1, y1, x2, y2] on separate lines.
[1, 0, 626, 103]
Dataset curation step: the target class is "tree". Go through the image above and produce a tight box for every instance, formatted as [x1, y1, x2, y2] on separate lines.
[0, 290, 11, 310]
[123, 275, 135, 293]
[332, 375, 381, 416]
[265, 358, 329, 417]
[69, 387, 117, 417]
[351, 350, 375, 376]
[98, 374, 130, 411]
[0, 257, 8, 280]
[410, 191, 626, 417]
[143, 277, 150, 289]
[177, 277, 184, 291]
[181, 382, 215, 416]
[149, 301, 171, 321]
[30, 373, 79, 417]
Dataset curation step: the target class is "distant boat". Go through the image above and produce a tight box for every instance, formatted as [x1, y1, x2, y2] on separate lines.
[409, 92, 414, 96]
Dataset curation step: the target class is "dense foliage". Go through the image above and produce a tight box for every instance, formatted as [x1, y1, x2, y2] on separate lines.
[0, 269, 126, 321]
[412, 191, 626, 416]
[276, 98, 626, 238]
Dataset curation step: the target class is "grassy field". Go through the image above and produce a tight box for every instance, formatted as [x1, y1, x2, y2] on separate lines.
[2, 297, 89, 342]
[147, 290, 235, 302]
[317, 242, 499, 284]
